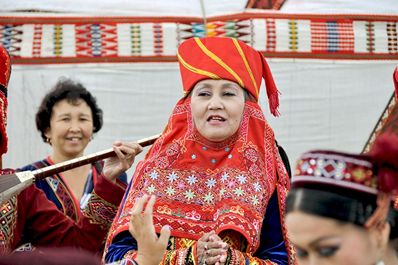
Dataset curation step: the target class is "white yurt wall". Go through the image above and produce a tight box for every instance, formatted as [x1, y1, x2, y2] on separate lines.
[5, 60, 397, 177]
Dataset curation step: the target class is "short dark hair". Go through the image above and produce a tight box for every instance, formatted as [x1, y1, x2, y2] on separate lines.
[36, 78, 103, 142]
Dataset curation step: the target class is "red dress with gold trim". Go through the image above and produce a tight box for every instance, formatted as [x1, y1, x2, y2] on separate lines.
[104, 98, 294, 264]
[0, 168, 125, 254]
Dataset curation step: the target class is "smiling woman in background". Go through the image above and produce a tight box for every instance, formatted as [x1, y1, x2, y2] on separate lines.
[19, 78, 127, 224]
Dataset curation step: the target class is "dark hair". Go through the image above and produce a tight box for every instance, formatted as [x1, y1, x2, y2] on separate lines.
[36, 78, 103, 142]
[286, 187, 379, 227]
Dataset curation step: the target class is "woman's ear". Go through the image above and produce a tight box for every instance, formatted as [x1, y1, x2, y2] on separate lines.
[44, 128, 52, 144]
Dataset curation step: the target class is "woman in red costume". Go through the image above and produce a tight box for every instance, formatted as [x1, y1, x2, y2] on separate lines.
[0, 45, 147, 255]
[104, 37, 294, 264]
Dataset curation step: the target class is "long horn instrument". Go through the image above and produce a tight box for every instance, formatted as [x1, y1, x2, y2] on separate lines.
[0, 134, 159, 205]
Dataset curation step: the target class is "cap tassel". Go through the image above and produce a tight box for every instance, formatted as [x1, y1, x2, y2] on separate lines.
[370, 133, 398, 195]
[364, 192, 390, 229]
[259, 52, 280, 117]
[394, 67, 398, 101]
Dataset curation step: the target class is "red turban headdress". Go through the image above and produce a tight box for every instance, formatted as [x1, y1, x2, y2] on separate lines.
[177, 37, 280, 116]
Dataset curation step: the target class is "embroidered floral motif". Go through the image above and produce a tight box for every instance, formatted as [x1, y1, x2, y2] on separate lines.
[0, 195, 17, 254]
[82, 191, 118, 230]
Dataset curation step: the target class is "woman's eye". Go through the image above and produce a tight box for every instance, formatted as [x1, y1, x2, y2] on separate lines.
[197, 91, 211, 97]
[317, 246, 338, 257]
[295, 248, 308, 258]
[223, 91, 236, 96]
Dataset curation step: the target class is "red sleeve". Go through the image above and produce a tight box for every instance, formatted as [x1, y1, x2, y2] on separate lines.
[12, 174, 126, 252]
[16, 184, 107, 252]
[94, 173, 126, 205]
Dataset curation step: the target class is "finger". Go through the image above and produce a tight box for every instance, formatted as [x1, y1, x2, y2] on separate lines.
[207, 248, 227, 258]
[205, 255, 221, 264]
[207, 241, 225, 250]
[158, 225, 171, 247]
[198, 232, 212, 242]
[144, 195, 156, 215]
[131, 195, 149, 216]
[113, 145, 127, 160]
[118, 143, 143, 156]
[219, 253, 227, 263]
[113, 140, 123, 146]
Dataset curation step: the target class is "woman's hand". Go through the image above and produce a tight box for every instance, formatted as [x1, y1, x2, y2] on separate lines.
[197, 231, 229, 265]
[129, 195, 170, 265]
[102, 141, 143, 182]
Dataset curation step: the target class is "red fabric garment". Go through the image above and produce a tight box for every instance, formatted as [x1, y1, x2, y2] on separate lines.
[106, 98, 291, 255]
[0, 46, 10, 89]
[0, 168, 125, 255]
[105, 36, 293, 263]
[0, 45, 11, 155]
[0, 247, 101, 265]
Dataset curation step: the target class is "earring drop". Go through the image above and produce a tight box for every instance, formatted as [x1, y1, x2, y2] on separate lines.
[46, 137, 51, 144]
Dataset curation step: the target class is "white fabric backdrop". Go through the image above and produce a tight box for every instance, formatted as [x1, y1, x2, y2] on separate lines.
[5, 60, 397, 177]
[2, 0, 398, 16]
[0, 0, 247, 16]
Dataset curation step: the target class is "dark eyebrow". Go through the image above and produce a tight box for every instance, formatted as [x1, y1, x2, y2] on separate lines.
[221, 83, 240, 90]
[309, 236, 340, 248]
[56, 113, 71, 117]
[195, 83, 212, 88]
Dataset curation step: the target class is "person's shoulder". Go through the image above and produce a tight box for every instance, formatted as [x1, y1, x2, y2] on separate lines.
[17, 158, 49, 172]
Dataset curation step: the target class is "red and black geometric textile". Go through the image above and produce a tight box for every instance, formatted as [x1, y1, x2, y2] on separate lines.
[1, 13, 397, 64]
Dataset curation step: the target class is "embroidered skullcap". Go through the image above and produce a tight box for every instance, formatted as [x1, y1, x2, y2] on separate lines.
[289, 134, 398, 226]
[0, 46, 10, 155]
[293, 150, 377, 195]
[177, 37, 280, 116]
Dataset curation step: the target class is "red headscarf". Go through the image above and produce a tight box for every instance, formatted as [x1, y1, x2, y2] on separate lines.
[0, 46, 11, 155]
[178, 37, 280, 116]
[105, 37, 290, 254]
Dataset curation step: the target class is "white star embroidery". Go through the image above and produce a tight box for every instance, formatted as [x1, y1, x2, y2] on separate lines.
[150, 170, 159, 180]
[252, 195, 259, 205]
[236, 174, 247, 184]
[186, 175, 198, 185]
[220, 188, 226, 196]
[203, 193, 214, 203]
[206, 178, 216, 188]
[167, 171, 179, 182]
[146, 184, 156, 194]
[221, 172, 230, 183]
[253, 182, 261, 192]
[166, 187, 176, 196]
[184, 190, 195, 200]
[234, 187, 244, 196]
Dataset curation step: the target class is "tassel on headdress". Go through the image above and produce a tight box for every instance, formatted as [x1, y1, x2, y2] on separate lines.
[369, 133, 398, 195]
